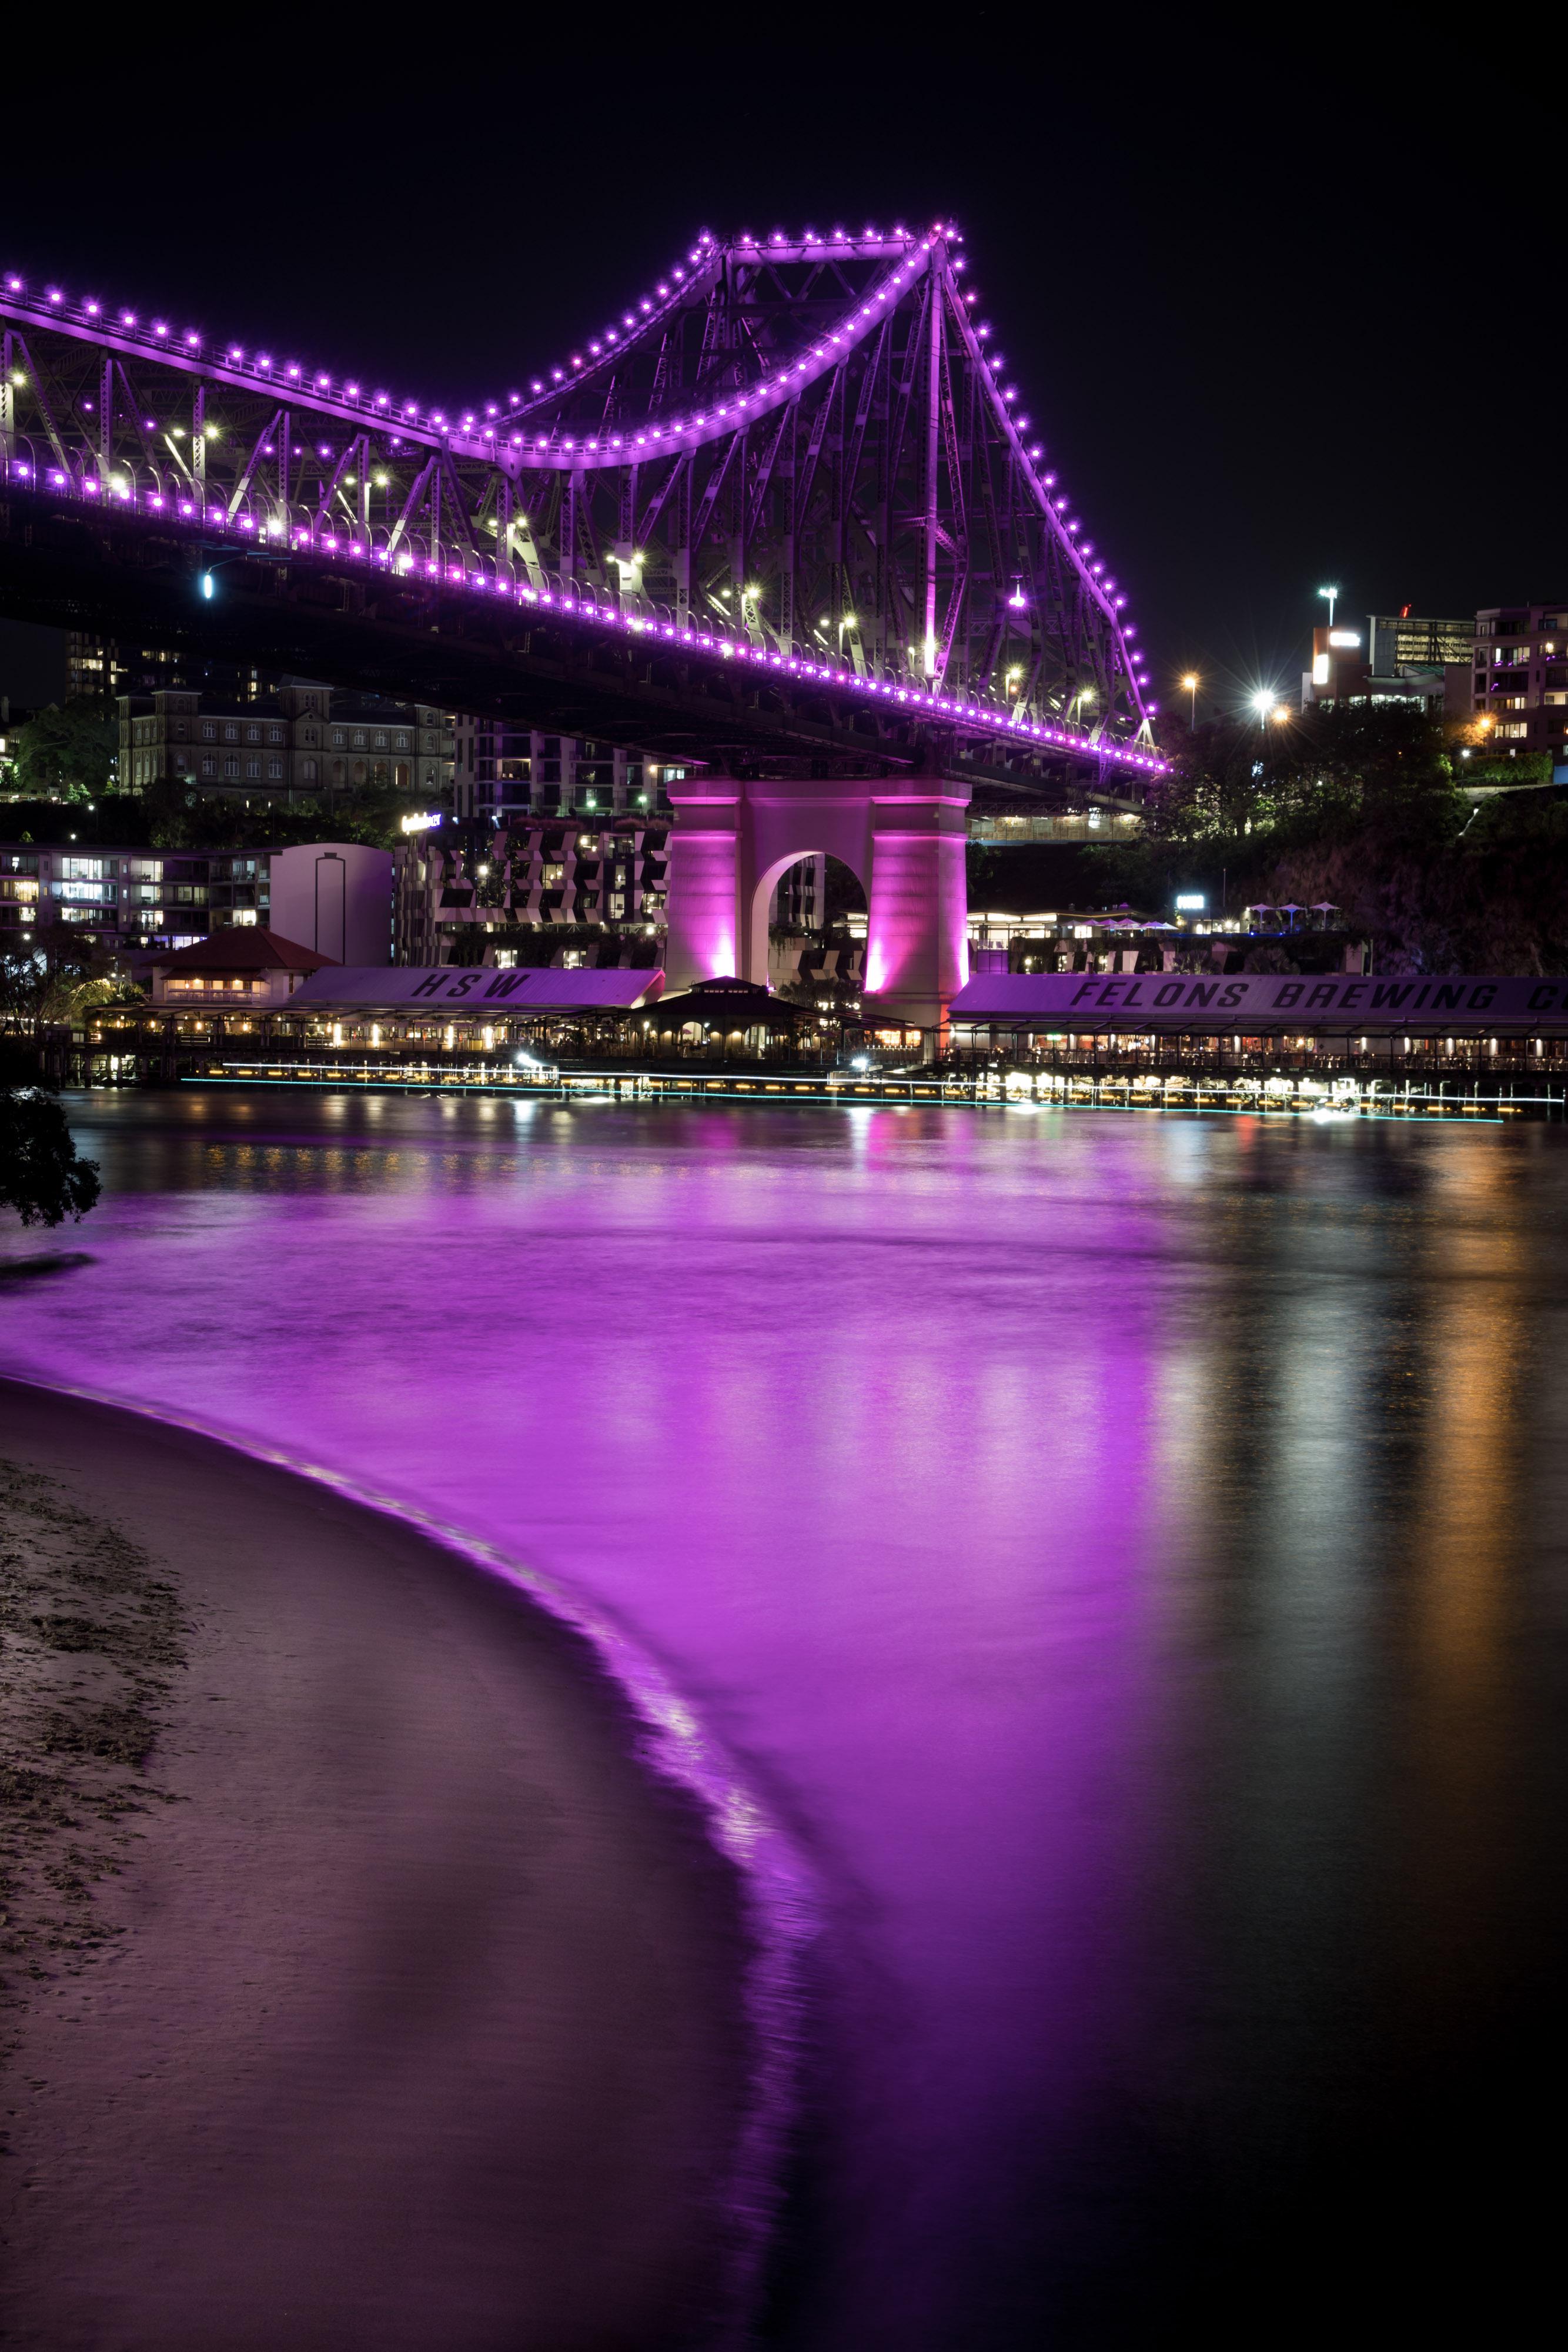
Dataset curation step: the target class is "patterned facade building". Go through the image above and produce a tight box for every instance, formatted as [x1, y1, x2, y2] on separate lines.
[394, 817, 669, 964]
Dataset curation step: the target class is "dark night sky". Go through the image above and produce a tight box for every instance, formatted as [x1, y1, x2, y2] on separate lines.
[2, 19, 1560, 719]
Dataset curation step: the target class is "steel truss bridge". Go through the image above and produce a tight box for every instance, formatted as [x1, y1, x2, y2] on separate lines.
[0, 223, 1164, 801]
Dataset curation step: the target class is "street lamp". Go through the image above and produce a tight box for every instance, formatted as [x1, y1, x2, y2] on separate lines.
[1181, 672, 1199, 727]
[1251, 687, 1274, 719]
[1318, 583, 1339, 630]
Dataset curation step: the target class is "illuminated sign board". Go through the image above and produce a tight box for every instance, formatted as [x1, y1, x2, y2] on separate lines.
[1174, 893, 1206, 911]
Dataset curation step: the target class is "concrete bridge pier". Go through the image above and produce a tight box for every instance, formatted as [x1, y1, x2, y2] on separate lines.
[663, 775, 972, 1034]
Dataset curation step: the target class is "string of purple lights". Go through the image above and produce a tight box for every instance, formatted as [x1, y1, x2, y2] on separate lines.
[0, 452, 1165, 777]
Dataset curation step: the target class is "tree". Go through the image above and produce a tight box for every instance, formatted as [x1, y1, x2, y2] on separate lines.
[8, 699, 119, 799]
[141, 773, 438, 853]
[0, 1045, 101, 1228]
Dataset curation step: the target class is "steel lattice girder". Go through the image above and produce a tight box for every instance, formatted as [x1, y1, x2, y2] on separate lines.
[0, 224, 1162, 787]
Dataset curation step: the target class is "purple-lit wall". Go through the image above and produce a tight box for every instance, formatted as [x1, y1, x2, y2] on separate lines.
[663, 784, 741, 993]
[268, 842, 393, 967]
[666, 774, 971, 1027]
[864, 797, 971, 1028]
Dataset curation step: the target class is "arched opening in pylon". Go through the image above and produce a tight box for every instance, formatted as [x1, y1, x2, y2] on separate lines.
[756, 851, 867, 1009]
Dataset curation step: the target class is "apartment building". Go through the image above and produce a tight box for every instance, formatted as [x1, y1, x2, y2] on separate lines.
[450, 720, 688, 821]
[1471, 603, 1568, 768]
[0, 838, 392, 961]
[67, 632, 270, 704]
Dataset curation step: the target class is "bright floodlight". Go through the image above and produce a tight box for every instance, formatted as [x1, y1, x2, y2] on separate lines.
[1252, 688, 1273, 714]
[1180, 673, 1199, 690]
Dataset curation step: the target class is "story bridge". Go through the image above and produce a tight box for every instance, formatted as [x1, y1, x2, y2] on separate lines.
[0, 222, 1165, 1027]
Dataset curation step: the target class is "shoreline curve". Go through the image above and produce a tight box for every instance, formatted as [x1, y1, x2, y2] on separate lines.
[0, 1374, 811, 2350]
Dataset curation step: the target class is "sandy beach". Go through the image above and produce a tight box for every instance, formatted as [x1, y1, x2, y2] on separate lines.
[0, 1378, 754, 2351]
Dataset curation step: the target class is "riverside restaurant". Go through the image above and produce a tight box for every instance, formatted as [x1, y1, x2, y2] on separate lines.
[944, 971, 1568, 1110]
[69, 961, 844, 1087]
[55, 960, 1568, 1114]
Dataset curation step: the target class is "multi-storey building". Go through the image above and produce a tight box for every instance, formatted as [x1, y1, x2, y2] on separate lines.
[1303, 612, 1479, 717]
[1471, 603, 1568, 767]
[1, 844, 212, 948]
[320, 696, 452, 802]
[451, 721, 688, 822]
[1368, 612, 1474, 675]
[0, 838, 392, 960]
[117, 684, 453, 806]
[68, 632, 269, 704]
[394, 817, 669, 964]
[771, 853, 824, 931]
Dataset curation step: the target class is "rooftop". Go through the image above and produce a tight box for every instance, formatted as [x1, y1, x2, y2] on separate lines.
[153, 928, 336, 973]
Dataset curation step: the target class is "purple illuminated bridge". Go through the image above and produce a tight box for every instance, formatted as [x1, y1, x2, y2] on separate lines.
[0, 222, 1165, 1024]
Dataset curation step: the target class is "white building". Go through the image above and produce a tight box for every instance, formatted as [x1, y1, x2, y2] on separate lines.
[265, 843, 393, 966]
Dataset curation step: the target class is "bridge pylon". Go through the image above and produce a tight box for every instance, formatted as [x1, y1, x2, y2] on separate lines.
[664, 773, 971, 1034]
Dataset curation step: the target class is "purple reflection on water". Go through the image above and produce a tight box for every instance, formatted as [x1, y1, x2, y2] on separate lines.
[5, 1092, 1568, 2346]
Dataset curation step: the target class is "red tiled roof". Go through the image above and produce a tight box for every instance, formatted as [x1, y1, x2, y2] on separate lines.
[153, 928, 336, 973]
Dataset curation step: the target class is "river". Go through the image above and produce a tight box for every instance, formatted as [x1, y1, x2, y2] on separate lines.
[4, 1090, 1566, 2346]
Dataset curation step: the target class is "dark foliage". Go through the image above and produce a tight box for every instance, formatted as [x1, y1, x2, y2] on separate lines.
[6, 699, 118, 799]
[1076, 704, 1568, 973]
[139, 776, 433, 852]
[0, 794, 156, 847]
[0, 1044, 102, 1242]
[0, 1073, 102, 1228]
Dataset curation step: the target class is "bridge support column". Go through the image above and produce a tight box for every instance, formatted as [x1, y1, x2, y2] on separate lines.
[663, 774, 971, 1032]
[864, 790, 971, 1034]
[662, 780, 741, 993]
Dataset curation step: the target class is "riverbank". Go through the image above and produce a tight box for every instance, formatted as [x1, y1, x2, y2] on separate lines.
[0, 1380, 755, 2351]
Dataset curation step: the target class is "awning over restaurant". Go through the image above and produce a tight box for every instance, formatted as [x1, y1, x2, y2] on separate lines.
[289, 966, 666, 1013]
[949, 971, 1568, 1036]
